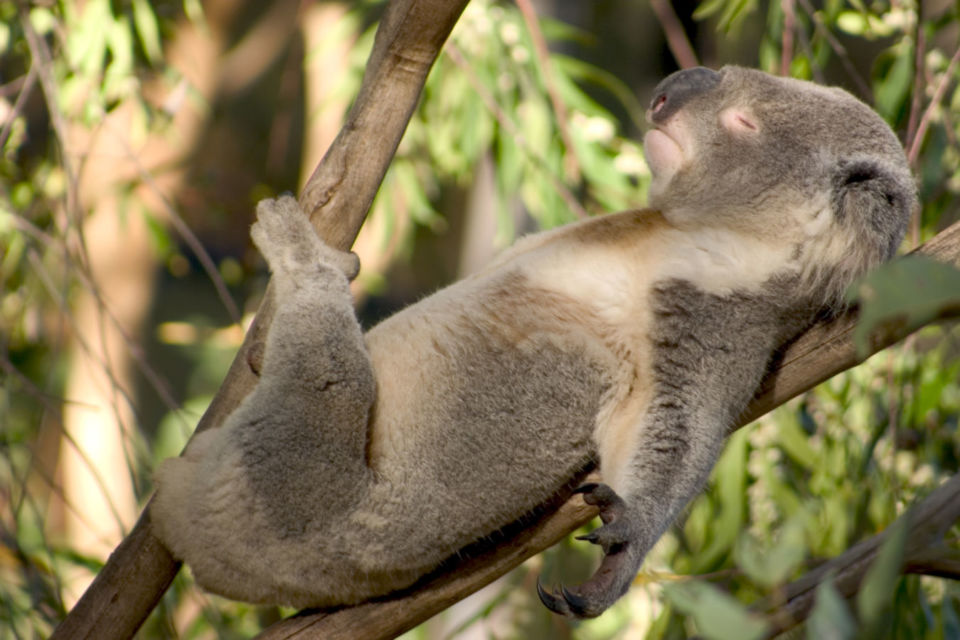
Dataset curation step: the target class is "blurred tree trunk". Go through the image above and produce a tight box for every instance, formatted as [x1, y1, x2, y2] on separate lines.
[55, 0, 245, 604]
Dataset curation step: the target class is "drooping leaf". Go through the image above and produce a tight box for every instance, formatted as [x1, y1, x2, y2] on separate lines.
[856, 516, 908, 627]
[807, 575, 856, 640]
[132, 0, 163, 64]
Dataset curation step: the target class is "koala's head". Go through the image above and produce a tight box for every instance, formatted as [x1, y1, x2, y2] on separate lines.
[644, 66, 917, 304]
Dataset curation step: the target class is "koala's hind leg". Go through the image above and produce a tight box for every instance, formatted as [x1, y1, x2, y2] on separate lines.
[241, 196, 376, 521]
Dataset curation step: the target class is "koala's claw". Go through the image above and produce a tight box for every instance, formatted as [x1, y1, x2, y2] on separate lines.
[537, 581, 593, 617]
[538, 482, 639, 618]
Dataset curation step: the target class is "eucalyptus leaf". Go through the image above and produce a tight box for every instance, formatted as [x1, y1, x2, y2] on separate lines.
[856, 516, 907, 627]
[132, 0, 163, 64]
[850, 255, 960, 355]
[873, 41, 913, 122]
[806, 575, 856, 640]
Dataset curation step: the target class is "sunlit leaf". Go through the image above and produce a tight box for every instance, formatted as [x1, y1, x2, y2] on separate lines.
[873, 40, 913, 121]
[850, 255, 960, 355]
[132, 0, 163, 64]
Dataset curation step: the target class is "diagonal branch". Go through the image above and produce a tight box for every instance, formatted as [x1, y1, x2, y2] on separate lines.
[757, 471, 960, 637]
[50, 2, 469, 638]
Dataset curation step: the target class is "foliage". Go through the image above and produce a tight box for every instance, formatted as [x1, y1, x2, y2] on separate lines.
[1, 0, 959, 638]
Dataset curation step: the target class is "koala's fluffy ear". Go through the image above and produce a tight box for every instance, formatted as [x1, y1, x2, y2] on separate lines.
[832, 157, 916, 261]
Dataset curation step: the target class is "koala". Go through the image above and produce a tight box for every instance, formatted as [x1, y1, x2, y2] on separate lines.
[151, 66, 915, 618]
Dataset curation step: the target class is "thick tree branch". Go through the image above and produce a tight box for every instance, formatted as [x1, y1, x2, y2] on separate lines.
[255, 221, 960, 640]
[742, 218, 960, 425]
[51, 2, 468, 638]
[758, 471, 960, 637]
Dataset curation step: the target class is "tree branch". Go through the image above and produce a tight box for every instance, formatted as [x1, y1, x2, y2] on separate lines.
[51, 2, 468, 638]
[757, 471, 960, 637]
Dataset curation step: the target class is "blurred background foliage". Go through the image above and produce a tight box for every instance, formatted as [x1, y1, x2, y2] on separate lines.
[1, 0, 959, 638]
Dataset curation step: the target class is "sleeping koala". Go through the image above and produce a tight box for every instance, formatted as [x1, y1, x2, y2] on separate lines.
[151, 66, 916, 618]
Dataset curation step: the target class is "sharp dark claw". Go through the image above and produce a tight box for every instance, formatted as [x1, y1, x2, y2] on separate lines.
[539, 484, 640, 618]
[561, 586, 593, 616]
[576, 531, 600, 544]
[536, 579, 570, 615]
[573, 482, 600, 495]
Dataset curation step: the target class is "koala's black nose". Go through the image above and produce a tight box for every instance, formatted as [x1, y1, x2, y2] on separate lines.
[648, 67, 721, 124]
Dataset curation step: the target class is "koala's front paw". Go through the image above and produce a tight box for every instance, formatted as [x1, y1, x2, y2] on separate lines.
[537, 483, 644, 618]
[251, 196, 360, 280]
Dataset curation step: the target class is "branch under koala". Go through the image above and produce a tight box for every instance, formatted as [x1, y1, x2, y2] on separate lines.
[757, 470, 960, 638]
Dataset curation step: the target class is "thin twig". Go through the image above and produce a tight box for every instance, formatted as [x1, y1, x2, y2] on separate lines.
[515, 0, 580, 182]
[649, 0, 698, 69]
[905, 1, 927, 154]
[0, 66, 37, 150]
[97, 115, 242, 324]
[797, 0, 871, 98]
[906, 45, 960, 168]
[780, 0, 796, 76]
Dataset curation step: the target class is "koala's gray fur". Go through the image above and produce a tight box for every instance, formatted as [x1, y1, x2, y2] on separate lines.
[151, 66, 916, 617]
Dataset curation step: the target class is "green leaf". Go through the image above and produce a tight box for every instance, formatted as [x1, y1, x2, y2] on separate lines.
[776, 408, 818, 470]
[836, 11, 867, 36]
[735, 513, 806, 588]
[807, 575, 856, 640]
[132, 0, 163, 64]
[873, 40, 913, 121]
[850, 255, 960, 356]
[694, 429, 748, 570]
[663, 581, 768, 640]
[28, 7, 56, 36]
[856, 516, 908, 627]
[694, 0, 759, 32]
[943, 585, 960, 638]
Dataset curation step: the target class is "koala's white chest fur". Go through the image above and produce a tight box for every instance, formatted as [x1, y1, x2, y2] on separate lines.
[363, 209, 795, 492]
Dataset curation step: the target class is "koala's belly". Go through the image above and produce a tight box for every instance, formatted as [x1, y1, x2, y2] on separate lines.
[362, 289, 615, 561]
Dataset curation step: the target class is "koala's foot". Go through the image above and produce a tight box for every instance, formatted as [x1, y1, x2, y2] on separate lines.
[537, 483, 643, 618]
[251, 196, 360, 280]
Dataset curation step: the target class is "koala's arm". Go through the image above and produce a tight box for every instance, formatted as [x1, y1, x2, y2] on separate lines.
[540, 281, 791, 617]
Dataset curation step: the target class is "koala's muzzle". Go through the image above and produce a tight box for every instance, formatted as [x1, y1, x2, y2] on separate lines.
[648, 67, 720, 124]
